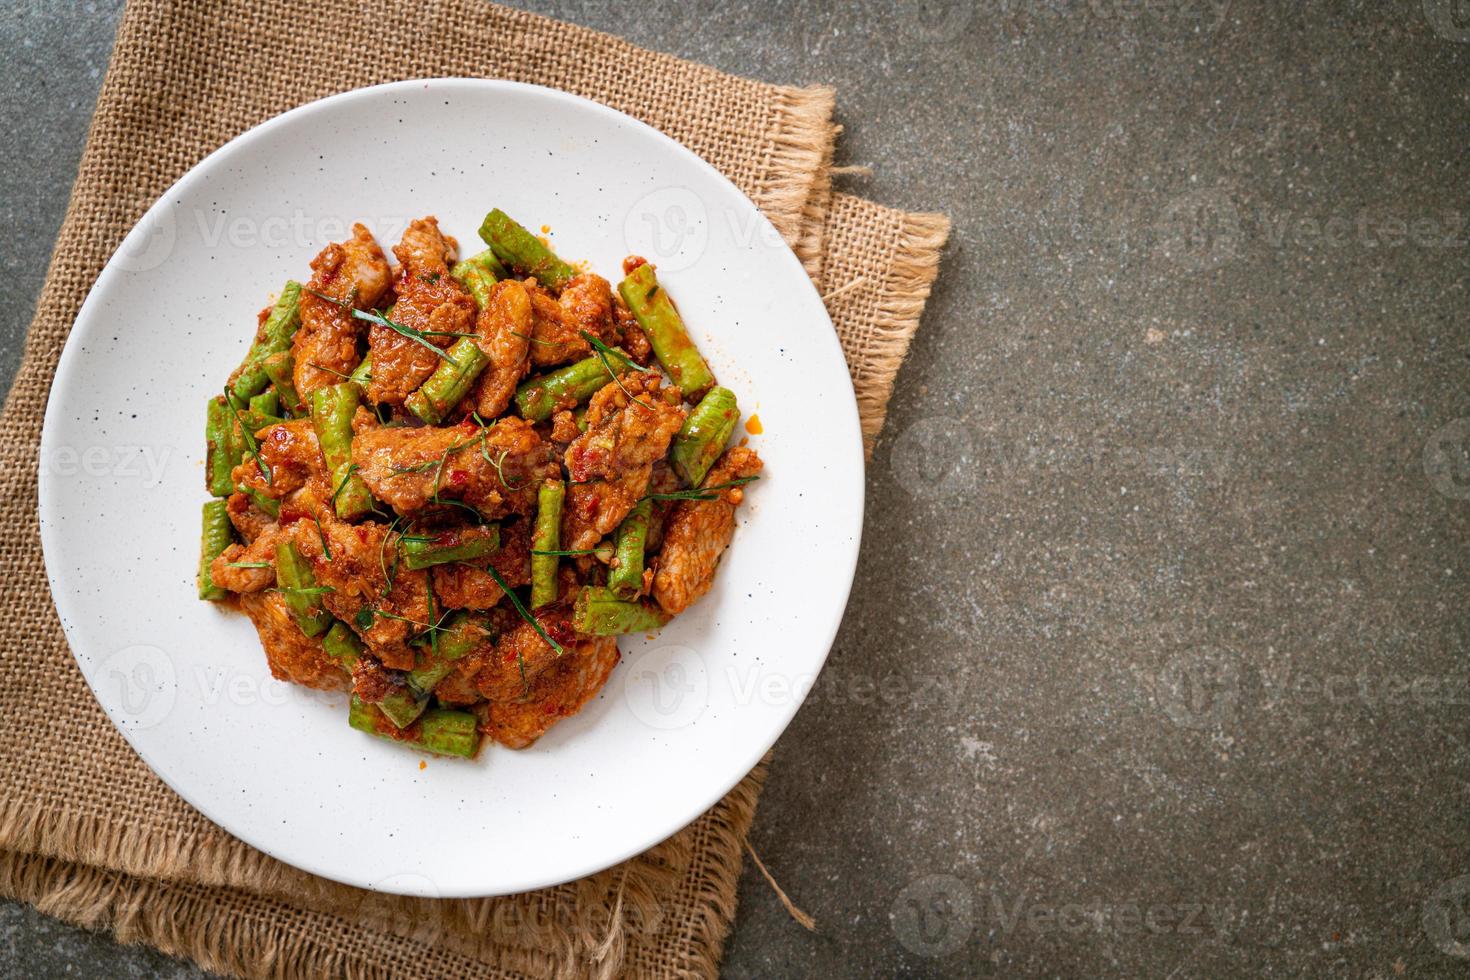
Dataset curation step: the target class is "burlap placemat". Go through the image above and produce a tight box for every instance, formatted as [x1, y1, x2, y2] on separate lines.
[0, 2, 948, 976]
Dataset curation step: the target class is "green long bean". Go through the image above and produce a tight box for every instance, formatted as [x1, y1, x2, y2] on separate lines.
[262, 351, 305, 416]
[311, 383, 373, 521]
[348, 697, 480, 758]
[229, 281, 303, 403]
[606, 499, 652, 598]
[197, 500, 233, 601]
[670, 386, 739, 487]
[405, 337, 489, 425]
[274, 539, 333, 637]
[617, 263, 714, 400]
[205, 396, 238, 497]
[407, 612, 493, 698]
[572, 586, 670, 635]
[530, 479, 565, 608]
[514, 347, 636, 422]
[399, 525, 501, 570]
[478, 209, 577, 293]
[321, 622, 426, 728]
[450, 249, 503, 309]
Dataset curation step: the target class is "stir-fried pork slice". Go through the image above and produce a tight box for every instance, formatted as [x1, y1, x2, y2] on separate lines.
[367, 218, 477, 406]
[526, 274, 620, 367]
[209, 523, 286, 593]
[642, 462, 679, 555]
[225, 491, 276, 543]
[561, 373, 686, 549]
[651, 446, 763, 615]
[238, 591, 346, 691]
[292, 519, 426, 671]
[293, 223, 390, 397]
[475, 605, 580, 702]
[352, 417, 557, 521]
[484, 637, 620, 749]
[230, 418, 337, 526]
[471, 278, 532, 418]
[429, 606, 522, 706]
[431, 519, 533, 609]
[349, 654, 420, 709]
[231, 419, 324, 499]
[431, 667, 483, 707]
[612, 293, 653, 365]
[549, 410, 580, 448]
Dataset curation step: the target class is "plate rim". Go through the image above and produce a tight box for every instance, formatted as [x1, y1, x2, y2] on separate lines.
[38, 77, 865, 897]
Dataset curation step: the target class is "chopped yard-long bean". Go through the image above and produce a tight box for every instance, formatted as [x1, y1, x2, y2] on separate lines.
[274, 539, 333, 637]
[348, 353, 373, 392]
[237, 483, 280, 518]
[514, 347, 636, 422]
[249, 390, 280, 418]
[408, 612, 492, 697]
[451, 250, 502, 309]
[262, 351, 305, 416]
[530, 479, 565, 608]
[399, 525, 501, 570]
[606, 499, 651, 598]
[229, 281, 303, 403]
[321, 620, 364, 669]
[617, 263, 714, 400]
[572, 586, 670, 635]
[348, 697, 480, 758]
[479, 209, 577, 293]
[322, 621, 427, 729]
[205, 396, 238, 496]
[670, 386, 739, 487]
[406, 337, 490, 424]
[197, 500, 233, 600]
[462, 247, 509, 281]
[311, 383, 373, 521]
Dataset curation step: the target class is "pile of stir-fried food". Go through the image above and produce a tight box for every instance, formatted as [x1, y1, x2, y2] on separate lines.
[197, 209, 761, 759]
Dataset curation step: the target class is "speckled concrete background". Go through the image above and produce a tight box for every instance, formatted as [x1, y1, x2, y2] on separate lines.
[3, 1, 1468, 976]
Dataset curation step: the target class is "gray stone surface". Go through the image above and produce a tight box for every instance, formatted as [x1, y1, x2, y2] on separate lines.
[2, 1, 1468, 977]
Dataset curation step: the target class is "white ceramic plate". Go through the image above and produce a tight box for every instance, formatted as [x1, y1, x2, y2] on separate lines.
[38, 79, 863, 897]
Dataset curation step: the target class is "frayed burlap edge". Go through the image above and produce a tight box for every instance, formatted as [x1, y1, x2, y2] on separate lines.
[0, 787, 679, 977]
[755, 88, 836, 250]
[792, 123, 841, 283]
[828, 207, 952, 456]
[0, 850, 489, 980]
[0, 759, 772, 979]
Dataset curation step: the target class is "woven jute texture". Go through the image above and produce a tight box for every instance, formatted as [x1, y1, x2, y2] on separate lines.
[0, 2, 949, 977]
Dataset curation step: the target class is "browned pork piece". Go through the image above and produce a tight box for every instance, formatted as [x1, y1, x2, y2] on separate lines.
[525, 274, 620, 367]
[289, 518, 429, 672]
[208, 524, 285, 593]
[470, 278, 533, 418]
[292, 223, 390, 397]
[651, 446, 763, 615]
[368, 217, 478, 406]
[231, 419, 324, 499]
[474, 604, 584, 702]
[431, 519, 533, 609]
[224, 490, 277, 543]
[238, 591, 347, 690]
[611, 293, 653, 365]
[561, 373, 686, 550]
[352, 417, 558, 521]
[484, 637, 620, 748]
